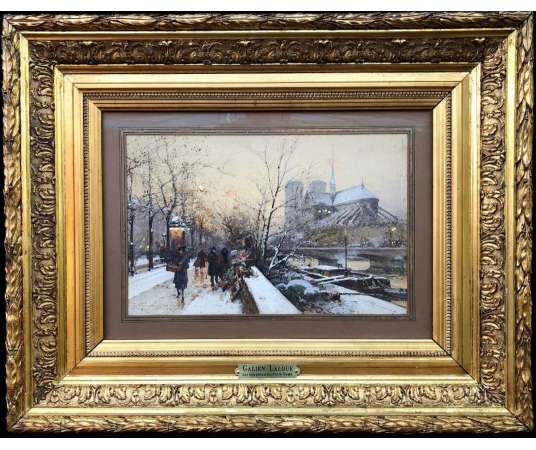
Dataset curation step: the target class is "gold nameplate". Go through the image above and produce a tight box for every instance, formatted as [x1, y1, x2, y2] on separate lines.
[236, 364, 300, 378]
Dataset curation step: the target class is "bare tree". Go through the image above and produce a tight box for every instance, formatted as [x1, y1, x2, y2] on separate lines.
[266, 226, 304, 273]
[246, 139, 313, 275]
[153, 138, 180, 249]
[138, 149, 160, 271]
[149, 135, 210, 251]
[192, 201, 211, 248]
[218, 204, 255, 249]
[128, 134, 313, 277]
[259, 144, 294, 259]
[126, 154, 144, 275]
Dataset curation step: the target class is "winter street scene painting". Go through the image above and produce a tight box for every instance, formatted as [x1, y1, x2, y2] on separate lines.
[126, 132, 409, 316]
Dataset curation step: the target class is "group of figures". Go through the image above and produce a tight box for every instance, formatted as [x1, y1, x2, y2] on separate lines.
[167, 246, 231, 303]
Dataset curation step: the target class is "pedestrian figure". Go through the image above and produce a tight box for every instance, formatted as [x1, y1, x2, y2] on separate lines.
[218, 247, 230, 287]
[207, 246, 220, 289]
[194, 249, 207, 284]
[171, 246, 189, 306]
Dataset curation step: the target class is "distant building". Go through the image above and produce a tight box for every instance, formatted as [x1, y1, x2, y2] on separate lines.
[284, 180, 304, 228]
[285, 160, 400, 229]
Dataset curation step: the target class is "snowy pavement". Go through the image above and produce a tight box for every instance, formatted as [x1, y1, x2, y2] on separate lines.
[128, 267, 174, 298]
[128, 266, 243, 315]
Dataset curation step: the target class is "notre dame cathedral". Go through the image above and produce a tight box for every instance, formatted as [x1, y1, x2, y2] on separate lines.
[284, 161, 400, 231]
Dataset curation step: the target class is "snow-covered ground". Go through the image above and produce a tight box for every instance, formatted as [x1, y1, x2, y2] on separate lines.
[128, 267, 174, 298]
[128, 266, 242, 315]
[135, 256, 149, 266]
[323, 284, 406, 315]
[127, 266, 404, 316]
[244, 267, 301, 314]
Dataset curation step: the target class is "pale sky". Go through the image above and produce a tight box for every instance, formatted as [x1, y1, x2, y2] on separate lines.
[127, 133, 408, 222]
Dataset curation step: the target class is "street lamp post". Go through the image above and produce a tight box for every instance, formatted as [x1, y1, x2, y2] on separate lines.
[388, 225, 397, 247]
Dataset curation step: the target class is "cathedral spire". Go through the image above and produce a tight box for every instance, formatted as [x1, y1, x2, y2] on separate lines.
[330, 158, 336, 194]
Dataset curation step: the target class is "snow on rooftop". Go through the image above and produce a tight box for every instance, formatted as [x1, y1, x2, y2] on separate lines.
[244, 267, 301, 314]
[333, 184, 377, 206]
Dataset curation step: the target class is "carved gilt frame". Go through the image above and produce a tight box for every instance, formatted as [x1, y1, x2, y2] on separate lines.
[2, 13, 533, 433]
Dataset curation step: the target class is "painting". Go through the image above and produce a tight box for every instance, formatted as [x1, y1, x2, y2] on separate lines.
[125, 130, 410, 316]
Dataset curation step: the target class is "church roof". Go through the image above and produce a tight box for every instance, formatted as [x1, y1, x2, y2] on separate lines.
[306, 184, 378, 207]
[333, 184, 377, 206]
[317, 202, 385, 227]
[307, 191, 332, 206]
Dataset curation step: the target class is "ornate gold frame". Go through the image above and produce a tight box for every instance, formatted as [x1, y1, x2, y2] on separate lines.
[3, 13, 532, 433]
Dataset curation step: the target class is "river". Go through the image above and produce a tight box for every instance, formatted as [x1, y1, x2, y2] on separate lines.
[287, 254, 407, 290]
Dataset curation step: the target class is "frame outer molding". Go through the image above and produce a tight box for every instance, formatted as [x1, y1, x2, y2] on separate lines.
[513, 15, 533, 430]
[2, 12, 533, 433]
[8, 414, 528, 433]
[3, 17, 26, 429]
[2, 12, 530, 31]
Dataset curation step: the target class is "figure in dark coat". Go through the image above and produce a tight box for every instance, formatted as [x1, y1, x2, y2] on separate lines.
[219, 247, 230, 277]
[193, 249, 207, 283]
[194, 249, 207, 268]
[207, 247, 220, 288]
[172, 247, 189, 303]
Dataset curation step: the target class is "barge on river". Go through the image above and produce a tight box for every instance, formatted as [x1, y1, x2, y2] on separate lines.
[294, 264, 407, 304]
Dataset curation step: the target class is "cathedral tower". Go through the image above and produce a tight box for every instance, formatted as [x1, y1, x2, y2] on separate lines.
[284, 180, 304, 227]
